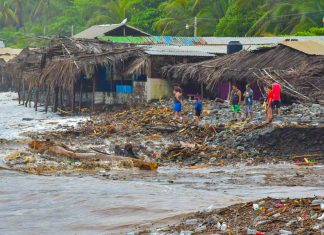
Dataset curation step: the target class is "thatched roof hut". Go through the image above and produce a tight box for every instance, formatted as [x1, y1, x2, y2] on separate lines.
[8, 37, 145, 112]
[164, 41, 324, 103]
[39, 38, 144, 91]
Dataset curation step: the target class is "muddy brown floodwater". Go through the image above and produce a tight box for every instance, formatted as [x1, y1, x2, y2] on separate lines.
[1, 92, 324, 235]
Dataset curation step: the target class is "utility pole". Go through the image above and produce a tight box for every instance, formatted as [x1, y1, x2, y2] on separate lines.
[194, 16, 198, 37]
[71, 25, 74, 37]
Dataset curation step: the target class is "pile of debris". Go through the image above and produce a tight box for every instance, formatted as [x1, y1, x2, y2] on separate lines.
[5, 99, 322, 175]
[2, 140, 158, 175]
[139, 197, 324, 234]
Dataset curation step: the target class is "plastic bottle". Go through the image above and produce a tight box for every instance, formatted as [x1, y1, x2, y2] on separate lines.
[253, 203, 260, 211]
[247, 229, 257, 234]
[279, 229, 293, 235]
[220, 222, 227, 231]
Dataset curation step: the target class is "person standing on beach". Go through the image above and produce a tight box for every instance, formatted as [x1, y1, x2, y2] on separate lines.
[272, 82, 282, 116]
[244, 84, 254, 121]
[174, 87, 183, 117]
[265, 85, 273, 123]
[229, 84, 242, 121]
[194, 95, 203, 120]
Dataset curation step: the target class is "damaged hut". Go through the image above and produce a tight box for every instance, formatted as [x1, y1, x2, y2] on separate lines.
[8, 38, 147, 113]
[164, 40, 324, 103]
[0, 48, 23, 91]
[9, 37, 217, 113]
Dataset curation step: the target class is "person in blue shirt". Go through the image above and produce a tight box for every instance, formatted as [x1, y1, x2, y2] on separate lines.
[194, 95, 203, 119]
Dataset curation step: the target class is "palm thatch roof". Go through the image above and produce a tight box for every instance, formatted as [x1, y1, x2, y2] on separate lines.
[8, 38, 145, 91]
[164, 43, 324, 103]
[39, 38, 144, 91]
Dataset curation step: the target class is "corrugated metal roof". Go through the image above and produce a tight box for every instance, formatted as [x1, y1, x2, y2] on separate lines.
[0, 48, 23, 62]
[280, 40, 324, 56]
[144, 46, 214, 57]
[99, 36, 207, 45]
[143, 45, 260, 56]
[74, 24, 121, 39]
[73, 23, 150, 39]
[203, 36, 324, 45]
[99, 36, 324, 47]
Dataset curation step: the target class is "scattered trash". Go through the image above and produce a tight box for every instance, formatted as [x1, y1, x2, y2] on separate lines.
[253, 203, 260, 211]
[140, 197, 324, 234]
[318, 214, 324, 220]
[220, 222, 227, 231]
[279, 229, 293, 235]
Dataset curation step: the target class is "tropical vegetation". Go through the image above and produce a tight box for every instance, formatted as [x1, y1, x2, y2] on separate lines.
[0, 0, 323, 47]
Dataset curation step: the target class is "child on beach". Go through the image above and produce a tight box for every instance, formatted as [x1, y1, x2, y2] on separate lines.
[194, 96, 203, 119]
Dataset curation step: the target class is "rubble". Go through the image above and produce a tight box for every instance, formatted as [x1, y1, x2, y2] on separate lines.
[3, 99, 323, 175]
[138, 197, 324, 235]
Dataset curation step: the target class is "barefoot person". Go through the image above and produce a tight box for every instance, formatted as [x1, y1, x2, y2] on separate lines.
[244, 84, 254, 121]
[229, 84, 242, 121]
[272, 82, 282, 116]
[194, 95, 203, 120]
[265, 85, 273, 123]
[174, 87, 183, 117]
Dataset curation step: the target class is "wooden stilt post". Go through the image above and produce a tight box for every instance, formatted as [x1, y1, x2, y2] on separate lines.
[18, 81, 21, 104]
[71, 85, 75, 113]
[79, 80, 83, 113]
[59, 88, 63, 108]
[34, 88, 39, 111]
[25, 89, 31, 107]
[28, 88, 32, 108]
[22, 80, 25, 105]
[91, 77, 96, 114]
[45, 87, 50, 113]
[53, 87, 59, 112]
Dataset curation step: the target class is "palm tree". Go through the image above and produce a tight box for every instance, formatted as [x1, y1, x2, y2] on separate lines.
[33, 0, 50, 20]
[0, 1, 18, 27]
[11, 0, 24, 27]
[247, 0, 324, 35]
[194, 0, 232, 36]
[154, 0, 232, 36]
[154, 0, 198, 36]
[104, 0, 130, 23]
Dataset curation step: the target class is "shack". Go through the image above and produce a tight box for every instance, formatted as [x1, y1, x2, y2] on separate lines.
[164, 40, 324, 104]
[0, 48, 23, 91]
[7, 37, 218, 113]
[73, 20, 151, 39]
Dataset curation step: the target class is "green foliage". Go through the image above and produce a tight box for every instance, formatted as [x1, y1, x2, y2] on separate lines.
[294, 27, 324, 36]
[0, 0, 323, 47]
